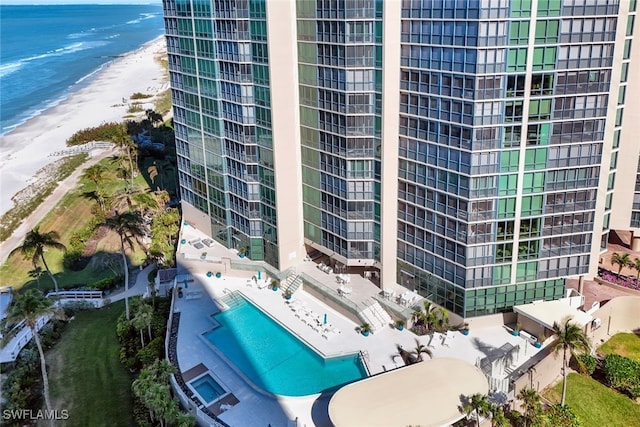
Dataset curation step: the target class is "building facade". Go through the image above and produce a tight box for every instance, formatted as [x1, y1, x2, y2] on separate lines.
[162, 0, 637, 318]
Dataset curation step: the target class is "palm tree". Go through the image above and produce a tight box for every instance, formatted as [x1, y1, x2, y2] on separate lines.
[109, 186, 159, 216]
[463, 393, 490, 427]
[82, 163, 106, 189]
[632, 258, 640, 283]
[488, 403, 510, 427]
[412, 342, 432, 362]
[5, 290, 58, 426]
[105, 211, 146, 320]
[552, 316, 591, 406]
[412, 300, 440, 332]
[395, 344, 417, 365]
[132, 366, 159, 423]
[81, 164, 109, 212]
[435, 307, 450, 332]
[518, 387, 542, 427]
[159, 208, 180, 245]
[137, 302, 154, 342]
[132, 359, 177, 427]
[154, 190, 171, 211]
[12, 227, 66, 292]
[112, 125, 137, 188]
[28, 267, 44, 289]
[132, 309, 147, 347]
[611, 252, 631, 274]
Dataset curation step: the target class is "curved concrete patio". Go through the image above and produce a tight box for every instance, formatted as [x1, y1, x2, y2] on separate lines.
[328, 357, 489, 427]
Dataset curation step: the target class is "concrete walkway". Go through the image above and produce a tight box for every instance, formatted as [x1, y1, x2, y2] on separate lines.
[0, 147, 116, 264]
[109, 262, 156, 303]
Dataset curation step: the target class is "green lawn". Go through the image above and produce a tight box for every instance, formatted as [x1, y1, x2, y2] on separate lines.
[598, 332, 640, 363]
[544, 373, 640, 427]
[0, 158, 148, 290]
[47, 301, 134, 427]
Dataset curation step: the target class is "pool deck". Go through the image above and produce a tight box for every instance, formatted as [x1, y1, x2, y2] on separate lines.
[174, 225, 545, 426]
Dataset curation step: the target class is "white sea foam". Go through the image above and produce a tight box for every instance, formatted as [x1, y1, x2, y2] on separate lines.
[0, 95, 68, 137]
[0, 42, 95, 79]
[126, 12, 159, 24]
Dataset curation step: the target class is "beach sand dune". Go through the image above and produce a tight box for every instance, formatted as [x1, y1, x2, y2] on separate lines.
[0, 37, 168, 217]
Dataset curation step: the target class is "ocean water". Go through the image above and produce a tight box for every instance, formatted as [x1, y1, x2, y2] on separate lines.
[0, 4, 165, 136]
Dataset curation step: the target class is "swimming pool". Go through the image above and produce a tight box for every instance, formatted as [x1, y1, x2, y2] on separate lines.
[203, 297, 367, 396]
[189, 373, 226, 405]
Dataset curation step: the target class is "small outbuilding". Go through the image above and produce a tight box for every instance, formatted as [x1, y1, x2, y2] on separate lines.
[513, 298, 594, 344]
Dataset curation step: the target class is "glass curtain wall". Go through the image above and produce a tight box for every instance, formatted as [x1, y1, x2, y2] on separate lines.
[397, 0, 617, 317]
[298, 0, 383, 264]
[163, 0, 279, 266]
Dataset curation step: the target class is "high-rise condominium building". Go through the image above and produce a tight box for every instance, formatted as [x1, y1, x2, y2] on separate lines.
[161, 0, 639, 318]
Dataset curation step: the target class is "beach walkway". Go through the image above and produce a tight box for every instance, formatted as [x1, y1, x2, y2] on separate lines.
[0, 146, 115, 264]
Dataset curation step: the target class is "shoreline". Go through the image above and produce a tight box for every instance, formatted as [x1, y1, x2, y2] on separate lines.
[1, 32, 167, 137]
[0, 36, 168, 218]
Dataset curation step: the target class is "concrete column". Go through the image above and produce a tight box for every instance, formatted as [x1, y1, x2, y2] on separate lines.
[266, 1, 305, 271]
[379, 0, 402, 290]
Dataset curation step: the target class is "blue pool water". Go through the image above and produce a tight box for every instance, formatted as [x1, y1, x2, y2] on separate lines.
[203, 298, 367, 396]
[190, 374, 226, 404]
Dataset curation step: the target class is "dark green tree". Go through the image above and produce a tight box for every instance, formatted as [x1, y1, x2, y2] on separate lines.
[611, 252, 631, 274]
[517, 388, 542, 427]
[105, 211, 146, 320]
[4, 290, 60, 426]
[462, 393, 490, 427]
[552, 317, 591, 406]
[12, 227, 66, 292]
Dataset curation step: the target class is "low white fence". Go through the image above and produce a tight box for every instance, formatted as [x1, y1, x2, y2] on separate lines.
[0, 315, 51, 363]
[46, 290, 107, 308]
[49, 141, 113, 157]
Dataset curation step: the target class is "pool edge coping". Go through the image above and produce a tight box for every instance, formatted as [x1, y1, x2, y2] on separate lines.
[199, 290, 367, 398]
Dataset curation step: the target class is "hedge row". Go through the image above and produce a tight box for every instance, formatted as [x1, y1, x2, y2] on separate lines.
[604, 353, 640, 399]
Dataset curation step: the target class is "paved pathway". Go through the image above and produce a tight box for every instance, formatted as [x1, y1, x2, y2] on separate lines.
[109, 262, 156, 303]
[0, 147, 116, 264]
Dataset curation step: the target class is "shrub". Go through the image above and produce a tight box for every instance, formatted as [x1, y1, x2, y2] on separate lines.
[132, 395, 154, 427]
[130, 92, 152, 100]
[154, 89, 172, 115]
[574, 353, 597, 376]
[88, 277, 119, 291]
[63, 301, 96, 317]
[2, 346, 41, 413]
[66, 122, 122, 146]
[116, 297, 171, 374]
[39, 320, 66, 349]
[63, 248, 84, 269]
[543, 404, 581, 427]
[137, 337, 164, 366]
[604, 353, 640, 399]
[63, 216, 102, 269]
[128, 103, 143, 113]
[410, 324, 429, 336]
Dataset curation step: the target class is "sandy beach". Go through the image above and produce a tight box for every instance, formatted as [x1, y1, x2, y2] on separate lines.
[0, 36, 169, 218]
